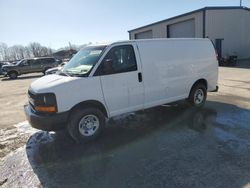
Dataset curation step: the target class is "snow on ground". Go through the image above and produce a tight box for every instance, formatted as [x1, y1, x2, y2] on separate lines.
[0, 121, 37, 158]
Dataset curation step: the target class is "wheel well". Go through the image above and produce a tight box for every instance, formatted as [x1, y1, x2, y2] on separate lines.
[8, 70, 19, 75]
[69, 100, 108, 118]
[189, 79, 207, 95]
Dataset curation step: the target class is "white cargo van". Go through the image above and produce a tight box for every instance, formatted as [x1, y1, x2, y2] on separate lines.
[24, 38, 218, 142]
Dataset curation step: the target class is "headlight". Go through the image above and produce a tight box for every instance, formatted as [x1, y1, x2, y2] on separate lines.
[28, 90, 57, 113]
[1, 67, 7, 72]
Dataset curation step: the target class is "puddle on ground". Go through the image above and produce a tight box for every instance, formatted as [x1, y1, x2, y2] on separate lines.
[1, 102, 250, 187]
[216, 108, 250, 129]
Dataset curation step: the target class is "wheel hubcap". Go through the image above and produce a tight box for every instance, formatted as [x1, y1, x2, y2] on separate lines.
[194, 89, 204, 105]
[78, 115, 99, 136]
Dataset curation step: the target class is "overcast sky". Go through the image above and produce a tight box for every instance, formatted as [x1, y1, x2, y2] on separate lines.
[0, 0, 249, 49]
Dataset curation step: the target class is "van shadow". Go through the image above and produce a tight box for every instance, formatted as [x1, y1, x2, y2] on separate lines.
[26, 102, 225, 187]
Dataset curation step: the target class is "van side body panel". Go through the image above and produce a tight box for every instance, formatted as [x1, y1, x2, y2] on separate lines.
[135, 39, 218, 109]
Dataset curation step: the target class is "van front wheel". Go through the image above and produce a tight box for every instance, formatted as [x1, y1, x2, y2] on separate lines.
[67, 108, 105, 143]
[188, 84, 207, 107]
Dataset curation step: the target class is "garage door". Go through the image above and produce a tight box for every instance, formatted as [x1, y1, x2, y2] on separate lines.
[135, 30, 153, 39]
[168, 19, 195, 38]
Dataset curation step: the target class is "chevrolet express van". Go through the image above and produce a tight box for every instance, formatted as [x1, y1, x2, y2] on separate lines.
[24, 39, 218, 142]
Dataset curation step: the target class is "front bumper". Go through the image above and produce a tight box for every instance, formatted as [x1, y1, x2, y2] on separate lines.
[1, 71, 7, 76]
[24, 104, 69, 131]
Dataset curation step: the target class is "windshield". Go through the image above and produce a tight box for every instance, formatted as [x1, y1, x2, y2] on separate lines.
[61, 45, 106, 77]
[16, 60, 24, 65]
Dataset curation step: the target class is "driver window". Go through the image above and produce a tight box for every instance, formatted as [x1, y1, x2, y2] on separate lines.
[96, 45, 137, 75]
[22, 60, 29, 66]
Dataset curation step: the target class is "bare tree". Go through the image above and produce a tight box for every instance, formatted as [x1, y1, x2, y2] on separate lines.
[27, 42, 53, 57]
[0, 43, 9, 61]
[28, 42, 43, 57]
[10, 45, 26, 60]
[16, 45, 26, 59]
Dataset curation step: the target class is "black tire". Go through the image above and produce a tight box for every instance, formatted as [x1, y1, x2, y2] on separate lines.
[188, 83, 207, 107]
[8, 71, 18, 79]
[67, 107, 105, 143]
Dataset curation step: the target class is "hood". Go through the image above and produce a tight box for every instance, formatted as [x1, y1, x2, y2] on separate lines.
[30, 74, 78, 93]
[2, 64, 15, 68]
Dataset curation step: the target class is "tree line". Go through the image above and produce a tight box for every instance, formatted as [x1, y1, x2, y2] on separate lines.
[0, 42, 53, 61]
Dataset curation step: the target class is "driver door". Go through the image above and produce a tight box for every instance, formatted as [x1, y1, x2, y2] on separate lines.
[19, 60, 31, 74]
[95, 44, 144, 117]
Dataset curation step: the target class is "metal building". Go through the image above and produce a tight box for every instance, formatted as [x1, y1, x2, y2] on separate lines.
[128, 6, 250, 60]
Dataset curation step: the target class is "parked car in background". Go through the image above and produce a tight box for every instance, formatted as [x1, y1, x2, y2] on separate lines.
[25, 39, 218, 143]
[45, 62, 66, 75]
[1, 57, 61, 79]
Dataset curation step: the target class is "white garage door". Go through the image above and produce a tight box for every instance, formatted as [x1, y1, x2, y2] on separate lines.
[135, 30, 153, 39]
[168, 19, 195, 38]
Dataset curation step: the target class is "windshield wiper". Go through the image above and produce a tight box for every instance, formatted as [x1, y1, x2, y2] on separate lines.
[68, 73, 87, 77]
[57, 70, 71, 77]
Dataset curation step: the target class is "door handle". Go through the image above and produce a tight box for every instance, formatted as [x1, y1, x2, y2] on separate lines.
[138, 72, 142, 82]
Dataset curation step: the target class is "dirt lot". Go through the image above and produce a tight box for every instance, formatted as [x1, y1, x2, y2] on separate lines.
[0, 73, 43, 129]
[0, 67, 250, 187]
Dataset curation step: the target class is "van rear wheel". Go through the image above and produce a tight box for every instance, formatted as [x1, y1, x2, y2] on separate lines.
[188, 83, 207, 107]
[67, 107, 105, 143]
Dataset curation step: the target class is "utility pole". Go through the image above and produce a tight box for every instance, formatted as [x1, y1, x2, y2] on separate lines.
[240, 0, 242, 7]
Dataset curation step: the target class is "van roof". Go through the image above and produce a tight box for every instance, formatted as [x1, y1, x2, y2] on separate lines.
[113, 38, 210, 45]
[87, 38, 210, 48]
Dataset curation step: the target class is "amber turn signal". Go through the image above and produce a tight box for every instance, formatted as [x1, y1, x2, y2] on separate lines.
[34, 106, 56, 113]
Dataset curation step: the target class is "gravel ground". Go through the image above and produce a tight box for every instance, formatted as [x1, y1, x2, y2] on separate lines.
[0, 67, 250, 188]
[0, 73, 43, 129]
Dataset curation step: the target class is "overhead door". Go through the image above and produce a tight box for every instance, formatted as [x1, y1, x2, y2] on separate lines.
[135, 30, 153, 39]
[168, 19, 195, 38]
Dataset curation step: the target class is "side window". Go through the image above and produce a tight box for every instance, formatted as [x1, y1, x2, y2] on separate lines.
[45, 58, 55, 64]
[40, 59, 48, 64]
[40, 59, 46, 64]
[96, 45, 137, 75]
[28, 60, 37, 66]
[21, 60, 29, 66]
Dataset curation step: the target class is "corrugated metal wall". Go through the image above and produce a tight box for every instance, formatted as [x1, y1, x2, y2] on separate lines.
[206, 9, 250, 59]
[129, 11, 203, 39]
[135, 30, 153, 39]
[168, 19, 195, 38]
[129, 8, 250, 59]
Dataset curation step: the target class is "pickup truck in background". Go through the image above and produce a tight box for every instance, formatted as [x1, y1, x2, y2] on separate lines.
[2, 57, 61, 79]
